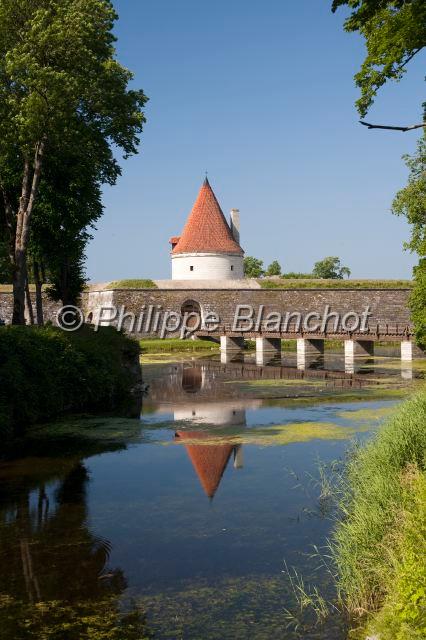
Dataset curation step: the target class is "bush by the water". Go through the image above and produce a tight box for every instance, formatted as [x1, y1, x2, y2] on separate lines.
[333, 392, 426, 638]
[0, 325, 141, 436]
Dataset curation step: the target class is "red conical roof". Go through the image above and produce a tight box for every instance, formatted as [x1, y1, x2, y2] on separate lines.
[171, 178, 244, 256]
[176, 431, 234, 498]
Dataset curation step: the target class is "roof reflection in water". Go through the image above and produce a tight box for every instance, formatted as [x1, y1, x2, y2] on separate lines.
[170, 364, 248, 499]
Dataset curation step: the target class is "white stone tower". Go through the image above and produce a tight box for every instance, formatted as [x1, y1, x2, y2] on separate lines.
[170, 178, 244, 280]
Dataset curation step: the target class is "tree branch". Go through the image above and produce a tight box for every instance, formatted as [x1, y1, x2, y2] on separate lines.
[398, 48, 422, 72]
[360, 121, 426, 132]
[20, 137, 46, 251]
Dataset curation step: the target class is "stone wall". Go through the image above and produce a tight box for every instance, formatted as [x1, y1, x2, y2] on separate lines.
[0, 291, 62, 325]
[0, 287, 413, 337]
[89, 287, 412, 337]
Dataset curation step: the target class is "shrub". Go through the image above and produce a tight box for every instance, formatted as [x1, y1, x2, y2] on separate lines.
[410, 258, 426, 349]
[0, 325, 140, 437]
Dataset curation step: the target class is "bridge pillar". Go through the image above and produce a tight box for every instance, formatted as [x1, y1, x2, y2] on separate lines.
[344, 340, 374, 374]
[297, 339, 324, 370]
[401, 362, 413, 380]
[344, 340, 374, 358]
[220, 336, 245, 352]
[255, 337, 281, 358]
[220, 351, 244, 364]
[401, 340, 413, 362]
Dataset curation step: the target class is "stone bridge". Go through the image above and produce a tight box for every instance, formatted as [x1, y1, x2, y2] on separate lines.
[0, 285, 421, 366]
[84, 285, 418, 365]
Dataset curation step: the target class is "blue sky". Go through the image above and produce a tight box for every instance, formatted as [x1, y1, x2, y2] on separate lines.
[86, 0, 425, 282]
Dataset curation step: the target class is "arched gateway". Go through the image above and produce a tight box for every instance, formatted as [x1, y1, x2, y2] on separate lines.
[181, 299, 202, 330]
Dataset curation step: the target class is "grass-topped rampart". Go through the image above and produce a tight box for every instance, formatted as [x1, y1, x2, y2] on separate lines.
[260, 278, 412, 289]
[107, 279, 158, 289]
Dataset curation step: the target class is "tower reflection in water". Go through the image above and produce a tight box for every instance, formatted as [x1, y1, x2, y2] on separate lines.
[174, 364, 248, 499]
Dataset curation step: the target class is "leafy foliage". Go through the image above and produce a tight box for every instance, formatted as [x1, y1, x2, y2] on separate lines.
[332, 1, 425, 346]
[393, 136, 426, 256]
[0, 325, 141, 436]
[392, 135, 426, 346]
[312, 256, 351, 279]
[265, 260, 282, 276]
[0, 0, 147, 321]
[244, 256, 264, 278]
[28, 140, 105, 304]
[0, 239, 11, 283]
[332, 0, 426, 116]
[409, 259, 426, 348]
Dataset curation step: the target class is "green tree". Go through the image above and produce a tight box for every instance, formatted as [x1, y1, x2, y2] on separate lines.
[312, 256, 351, 279]
[0, 240, 11, 283]
[0, 0, 147, 324]
[28, 139, 106, 321]
[244, 256, 264, 278]
[333, 0, 426, 344]
[332, 0, 426, 117]
[392, 135, 426, 257]
[265, 260, 282, 276]
[392, 135, 426, 347]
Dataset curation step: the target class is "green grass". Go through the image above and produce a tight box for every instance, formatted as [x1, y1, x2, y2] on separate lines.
[332, 390, 426, 636]
[140, 338, 219, 354]
[260, 278, 412, 289]
[362, 472, 426, 640]
[107, 279, 157, 289]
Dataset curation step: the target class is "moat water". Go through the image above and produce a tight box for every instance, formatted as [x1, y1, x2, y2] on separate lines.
[0, 351, 424, 639]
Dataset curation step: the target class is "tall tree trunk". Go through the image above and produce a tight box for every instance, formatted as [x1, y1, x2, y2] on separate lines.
[33, 260, 44, 325]
[12, 249, 27, 325]
[12, 140, 46, 325]
[24, 273, 34, 325]
[61, 260, 72, 306]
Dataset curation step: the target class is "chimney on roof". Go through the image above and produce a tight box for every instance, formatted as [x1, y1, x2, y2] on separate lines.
[230, 209, 240, 245]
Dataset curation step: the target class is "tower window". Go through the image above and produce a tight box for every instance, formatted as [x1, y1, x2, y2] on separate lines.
[190, 265, 194, 271]
[231, 265, 234, 271]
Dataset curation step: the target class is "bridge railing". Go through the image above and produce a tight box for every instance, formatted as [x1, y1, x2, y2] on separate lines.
[199, 321, 413, 339]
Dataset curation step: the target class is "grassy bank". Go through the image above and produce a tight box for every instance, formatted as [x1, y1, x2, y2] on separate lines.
[0, 325, 141, 437]
[140, 338, 219, 353]
[260, 278, 412, 289]
[332, 392, 426, 639]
